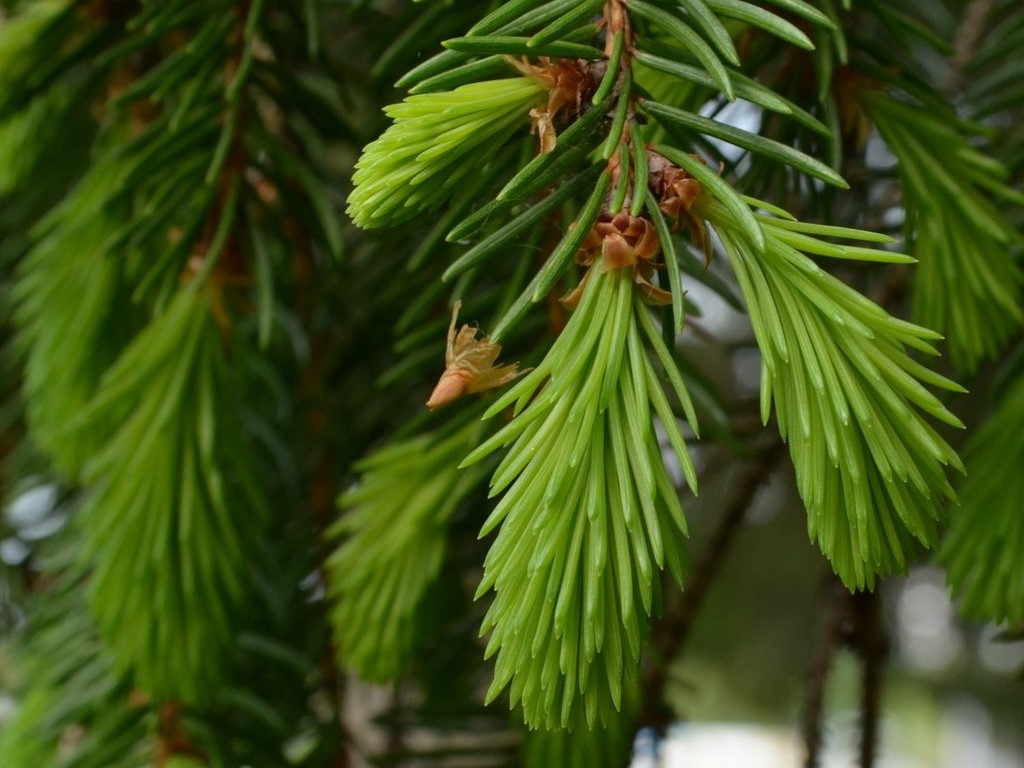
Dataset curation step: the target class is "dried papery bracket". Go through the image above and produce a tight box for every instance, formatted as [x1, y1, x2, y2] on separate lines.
[646, 149, 710, 262]
[506, 56, 599, 153]
[427, 301, 527, 410]
[562, 210, 671, 308]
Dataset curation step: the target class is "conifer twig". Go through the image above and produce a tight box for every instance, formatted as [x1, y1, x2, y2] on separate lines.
[296, 219, 351, 767]
[799, 582, 889, 768]
[852, 590, 887, 768]
[156, 702, 207, 767]
[948, 0, 995, 93]
[801, 576, 849, 768]
[638, 439, 785, 732]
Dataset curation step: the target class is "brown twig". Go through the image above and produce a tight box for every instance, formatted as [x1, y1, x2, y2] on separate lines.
[799, 582, 889, 768]
[637, 439, 786, 732]
[295, 219, 351, 768]
[604, 0, 631, 60]
[801, 576, 850, 768]
[155, 702, 207, 767]
[948, 0, 996, 94]
[870, 264, 910, 314]
[150, 9, 252, 764]
[851, 590, 887, 768]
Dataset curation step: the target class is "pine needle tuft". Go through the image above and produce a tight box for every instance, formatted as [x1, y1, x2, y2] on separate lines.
[709, 200, 964, 590]
[326, 419, 486, 681]
[468, 266, 697, 728]
[942, 371, 1024, 625]
[348, 77, 546, 228]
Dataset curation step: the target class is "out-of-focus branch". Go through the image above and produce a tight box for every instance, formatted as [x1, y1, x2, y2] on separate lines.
[948, 0, 995, 93]
[637, 439, 786, 733]
[852, 590, 887, 768]
[801, 577, 849, 768]
[800, 581, 889, 768]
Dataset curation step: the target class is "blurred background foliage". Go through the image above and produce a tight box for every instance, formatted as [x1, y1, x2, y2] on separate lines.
[0, 1, 1020, 767]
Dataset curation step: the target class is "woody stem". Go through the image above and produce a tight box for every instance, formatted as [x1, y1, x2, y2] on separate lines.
[603, 0, 640, 207]
[605, 0, 631, 61]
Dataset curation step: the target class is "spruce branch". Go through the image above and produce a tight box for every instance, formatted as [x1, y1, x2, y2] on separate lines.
[705, 198, 965, 589]
[522, 695, 636, 768]
[348, 76, 549, 228]
[628, 0, 847, 193]
[326, 418, 488, 682]
[27, 0, 277, 714]
[339, 0, 918, 734]
[464, 266, 698, 728]
[8, 0, 349, 722]
[0, 566, 149, 768]
[13, 158, 132, 478]
[863, 91, 1024, 374]
[74, 288, 267, 703]
[942, 370, 1024, 625]
[0, 68, 92, 199]
[0, 0, 106, 117]
[5, 0, 1023, 763]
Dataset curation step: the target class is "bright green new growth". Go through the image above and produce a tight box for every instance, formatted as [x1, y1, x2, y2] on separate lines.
[522, 695, 637, 767]
[942, 371, 1024, 625]
[463, 266, 698, 729]
[347, 76, 546, 228]
[75, 289, 266, 703]
[165, 758, 208, 768]
[0, 570, 148, 768]
[710, 201, 965, 590]
[0, 0, 67, 108]
[326, 418, 486, 682]
[0, 84, 74, 197]
[3, 0, 1019, 761]
[864, 92, 1024, 374]
[14, 161, 128, 478]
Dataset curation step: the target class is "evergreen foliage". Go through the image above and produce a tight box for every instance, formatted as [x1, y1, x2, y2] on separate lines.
[942, 367, 1024, 625]
[14, 160, 129, 477]
[466, 266, 697, 728]
[77, 288, 267, 704]
[348, 77, 547, 228]
[0, 567, 149, 768]
[327, 417, 487, 681]
[863, 92, 1024, 374]
[0, 1, 1021, 766]
[706, 199, 964, 589]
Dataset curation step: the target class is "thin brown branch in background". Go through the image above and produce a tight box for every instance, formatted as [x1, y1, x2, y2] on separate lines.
[800, 581, 889, 768]
[801, 576, 850, 768]
[155, 702, 208, 767]
[870, 266, 910, 315]
[948, 0, 995, 93]
[299, 263, 350, 768]
[638, 439, 786, 733]
[851, 590, 887, 768]
[293, 198, 348, 768]
[674, 441, 787, 643]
